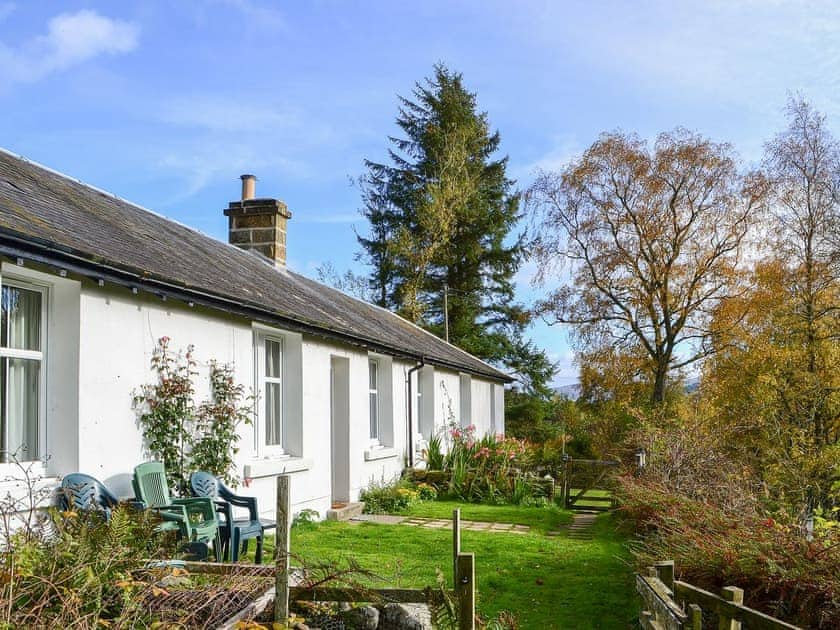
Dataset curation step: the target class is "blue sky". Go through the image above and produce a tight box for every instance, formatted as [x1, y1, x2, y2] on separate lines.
[2, 1, 839, 386]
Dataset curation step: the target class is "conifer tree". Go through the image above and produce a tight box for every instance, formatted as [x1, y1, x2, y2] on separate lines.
[357, 64, 552, 393]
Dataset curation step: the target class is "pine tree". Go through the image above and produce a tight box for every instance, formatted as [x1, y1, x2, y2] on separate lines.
[357, 64, 553, 393]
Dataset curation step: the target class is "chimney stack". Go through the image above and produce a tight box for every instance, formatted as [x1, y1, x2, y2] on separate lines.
[224, 174, 292, 268]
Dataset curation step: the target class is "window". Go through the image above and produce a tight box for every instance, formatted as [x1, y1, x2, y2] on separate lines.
[1, 280, 46, 463]
[261, 337, 284, 451]
[368, 359, 379, 440]
[253, 325, 302, 458]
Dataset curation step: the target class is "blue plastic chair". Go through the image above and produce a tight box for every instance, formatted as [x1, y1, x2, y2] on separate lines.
[190, 471, 276, 563]
[59, 473, 121, 520]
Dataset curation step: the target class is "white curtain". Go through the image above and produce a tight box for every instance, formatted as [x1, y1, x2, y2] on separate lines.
[2, 286, 42, 463]
[4, 358, 39, 461]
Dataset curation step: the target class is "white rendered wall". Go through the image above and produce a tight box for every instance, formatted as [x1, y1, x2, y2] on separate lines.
[470, 379, 493, 436]
[433, 369, 461, 430]
[77, 283, 253, 499]
[39, 275, 504, 521]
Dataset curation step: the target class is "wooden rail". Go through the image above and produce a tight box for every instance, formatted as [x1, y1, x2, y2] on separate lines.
[637, 560, 801, 630]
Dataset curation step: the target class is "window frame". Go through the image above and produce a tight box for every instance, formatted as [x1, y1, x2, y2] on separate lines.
[0, 275, 49, 464]
[255, 333, 286, 457]
[368, 358, 380, 443]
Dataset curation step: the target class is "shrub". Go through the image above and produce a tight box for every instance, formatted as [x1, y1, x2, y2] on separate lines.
[617, 476, 840, 628]
[425, 433, 445, 470]
[435, 424, 538, 504]
[293, 509, 320, 528]
[415, 483, 438, 501]
[360, 477, 420, 514]
[1, 506, 176, 628]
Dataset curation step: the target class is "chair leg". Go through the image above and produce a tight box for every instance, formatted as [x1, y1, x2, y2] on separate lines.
[241, 539, 249, 558]
[255, 535, 263, 564]
[231, 529, 241, 563]
[213, 532, 223, 563]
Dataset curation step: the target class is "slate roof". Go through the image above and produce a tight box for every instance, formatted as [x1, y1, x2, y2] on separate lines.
[0, 149, 509, 382]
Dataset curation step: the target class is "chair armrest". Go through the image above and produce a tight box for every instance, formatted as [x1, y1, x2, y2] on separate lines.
[155, 504, 188, 521]
[219, 489, 259, 521]
[215, 499, 233, 525]
[173, 497, 217, 524]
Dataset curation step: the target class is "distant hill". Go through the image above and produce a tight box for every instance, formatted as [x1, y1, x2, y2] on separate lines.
[554, 383, 581, 400]
[554, 377, 699, 401]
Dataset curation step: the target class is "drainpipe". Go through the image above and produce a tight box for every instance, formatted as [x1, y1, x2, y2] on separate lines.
[406, 359, 426, 469]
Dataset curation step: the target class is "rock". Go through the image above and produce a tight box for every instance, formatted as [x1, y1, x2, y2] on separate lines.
[340, 605, 379, 629]
[339, 601, 352, 612]
[292, 623, 310, 630]
[379, 603, 424, 630]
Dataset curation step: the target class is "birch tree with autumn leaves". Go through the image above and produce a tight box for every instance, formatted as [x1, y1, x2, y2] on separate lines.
[527, 129, 766, 404]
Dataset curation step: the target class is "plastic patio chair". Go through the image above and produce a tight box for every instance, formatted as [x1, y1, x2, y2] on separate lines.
[133, 462, 222, 560]
[59, 473, 122, 520]
[190, 471, 276, 563]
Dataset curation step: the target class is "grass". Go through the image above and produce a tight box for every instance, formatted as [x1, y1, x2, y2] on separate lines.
[284, 508, 637, 629]
[398, 499, 572, 533]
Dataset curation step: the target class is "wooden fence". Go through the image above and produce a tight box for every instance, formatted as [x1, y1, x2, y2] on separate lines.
[559, 458, 619, 510]
[637, 560, 801, 630]
[190, 476, 477, 629]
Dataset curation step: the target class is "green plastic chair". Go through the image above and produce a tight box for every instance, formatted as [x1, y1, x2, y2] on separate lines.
[132, 462, 222, 560]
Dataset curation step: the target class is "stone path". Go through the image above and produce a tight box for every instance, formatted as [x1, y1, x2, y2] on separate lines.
[351, 513, 531, 534]
[546, 511, 599, 540]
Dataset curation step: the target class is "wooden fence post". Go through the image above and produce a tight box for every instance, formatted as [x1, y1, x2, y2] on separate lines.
[560, 457, 569, 507]
[654, 560, 675, 592]
[688, 603, 702, 630]
[456, 552, 475, 630]
[718, 586, 744, 630]
[274, 475, 290, 624]
[452, 508, 461, 589]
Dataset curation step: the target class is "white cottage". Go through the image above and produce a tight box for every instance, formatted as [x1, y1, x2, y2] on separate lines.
[0, 150, 509, 519]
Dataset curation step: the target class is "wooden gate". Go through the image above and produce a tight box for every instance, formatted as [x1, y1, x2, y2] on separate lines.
[560, 458, 619, 511]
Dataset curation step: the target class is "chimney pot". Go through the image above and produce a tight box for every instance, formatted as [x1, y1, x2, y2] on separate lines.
[240, 174, 256, 200]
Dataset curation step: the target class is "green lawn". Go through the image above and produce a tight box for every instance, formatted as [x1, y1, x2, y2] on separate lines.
[285, 509, 637, 629]
[398, 500, 573, 533]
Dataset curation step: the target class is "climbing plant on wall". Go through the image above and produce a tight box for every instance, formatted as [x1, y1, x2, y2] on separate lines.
[191, 361, 253, 487]
[134, 338, 252, 492]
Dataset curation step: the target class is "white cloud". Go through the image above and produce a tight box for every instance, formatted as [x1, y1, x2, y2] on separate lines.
[511, 135, 583, 182]
[0, 10, 138, 84]
[515, 1, 840, 119]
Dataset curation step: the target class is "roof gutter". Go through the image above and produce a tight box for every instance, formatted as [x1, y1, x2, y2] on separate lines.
[0, 234, 512, 382]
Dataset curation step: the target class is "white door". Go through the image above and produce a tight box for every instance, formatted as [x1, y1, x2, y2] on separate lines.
[329, 356, 351, 504]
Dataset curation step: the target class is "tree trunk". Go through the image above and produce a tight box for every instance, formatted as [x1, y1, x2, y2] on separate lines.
[652, 363, 668, 405]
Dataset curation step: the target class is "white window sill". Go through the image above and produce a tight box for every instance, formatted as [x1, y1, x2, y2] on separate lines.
[244, 457, 312, 479]
[364, 446, 398, 462]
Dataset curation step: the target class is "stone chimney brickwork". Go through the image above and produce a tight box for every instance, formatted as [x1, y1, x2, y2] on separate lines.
[224, 175, 292, 267]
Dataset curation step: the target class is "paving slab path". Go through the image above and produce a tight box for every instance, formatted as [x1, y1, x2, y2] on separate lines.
[546, 510, 598, 540]
[350, 513, 531, 534]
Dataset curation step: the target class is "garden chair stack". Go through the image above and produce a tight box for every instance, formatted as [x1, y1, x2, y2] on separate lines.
[133, 462, 222, 561]
[59, 473, 124, 520]
[190, 471, 276, 563]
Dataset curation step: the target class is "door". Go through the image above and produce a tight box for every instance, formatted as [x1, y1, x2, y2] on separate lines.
[330, 356, 351, 505]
